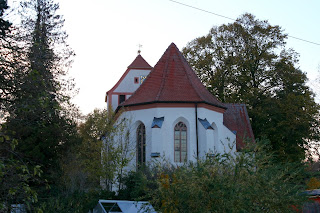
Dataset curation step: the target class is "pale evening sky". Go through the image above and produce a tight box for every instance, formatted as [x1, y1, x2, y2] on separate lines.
[8, 0, 320, 114]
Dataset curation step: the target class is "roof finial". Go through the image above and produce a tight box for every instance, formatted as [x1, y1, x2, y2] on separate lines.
[137, 44, 142, 55]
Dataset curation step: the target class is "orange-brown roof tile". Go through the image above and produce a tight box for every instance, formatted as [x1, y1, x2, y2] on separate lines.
[127, 54, 152, 69]
[106, 54, 152, 98]
[223, 103, 255, 150]
[119, 43, 226, 109]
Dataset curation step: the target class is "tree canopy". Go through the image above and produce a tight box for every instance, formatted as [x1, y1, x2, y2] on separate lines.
[0, 0, 11, 37]
[182, 13, 319, 162]
[4, 0, 78, 183]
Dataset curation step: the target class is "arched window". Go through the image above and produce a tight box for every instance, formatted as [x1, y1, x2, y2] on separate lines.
[174, 122, 187, 162]
[136, 123, 146, 167]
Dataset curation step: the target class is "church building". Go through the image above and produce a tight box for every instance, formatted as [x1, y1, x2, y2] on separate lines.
[105, 43, 254, 167]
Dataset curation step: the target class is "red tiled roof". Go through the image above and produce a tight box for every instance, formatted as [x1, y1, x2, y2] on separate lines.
[223, 103, 255, 150]
[127, 54, 153, 69]
[119, 43, 225, 109]
[106, 54, 152, 99]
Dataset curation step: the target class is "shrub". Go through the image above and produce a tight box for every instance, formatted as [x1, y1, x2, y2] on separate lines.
[148, 140, 308, 212]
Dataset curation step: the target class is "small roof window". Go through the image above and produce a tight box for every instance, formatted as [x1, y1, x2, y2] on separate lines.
[151, 117, 164, 128]
[198, 118, 214, 130]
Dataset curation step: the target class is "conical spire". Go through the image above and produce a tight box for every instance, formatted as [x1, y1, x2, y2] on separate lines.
[120, 43, 225, 109]
[127, 54, 152, 69]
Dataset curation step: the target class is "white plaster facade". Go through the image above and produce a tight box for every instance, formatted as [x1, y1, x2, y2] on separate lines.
[117, 106, 236, 170]
[104, 48, 245, 173]
[108, 68, 151, 110]
[113, 69, 149, 93]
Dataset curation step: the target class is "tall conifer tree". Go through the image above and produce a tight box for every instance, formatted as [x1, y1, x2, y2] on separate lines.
[5, 0, 77, 180]
[0, 0, 10, 37]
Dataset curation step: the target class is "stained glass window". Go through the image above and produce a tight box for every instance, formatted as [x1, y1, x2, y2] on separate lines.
[174, 122, 187, 162]
[137, 123, 146, 168]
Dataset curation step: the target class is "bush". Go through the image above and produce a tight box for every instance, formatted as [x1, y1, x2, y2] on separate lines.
[37, 189, 114, 213]
[307, 177, 320, 190]
[147, 140, 308, 212]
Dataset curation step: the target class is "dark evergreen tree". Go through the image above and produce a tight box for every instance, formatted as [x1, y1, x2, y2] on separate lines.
[5, 0, 77, 182]
[183, 13, 319, 162]
[0, 2, 42, 211]
[0, 0, 15, 112]
[0, 0, 10, 37]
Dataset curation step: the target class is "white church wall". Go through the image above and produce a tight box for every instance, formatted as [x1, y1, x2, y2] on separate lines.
[126, 120, 143, 171]
[197, 124, 216, 159]
[108, 69, 151, 110]
[211, 122, 219, 153]
[220, 125, 237, 154]
[151, 128, 162, 156]
[197, 121, 207, 159]
[197, 107, 236, 155]
[118, 111, 154, 170]
[206, 130, 215, 154]
[112, 105, 237, 170]
[118, 107, 198, 167]
[114, 69, 151, 93]
[111, 95, 118, 110]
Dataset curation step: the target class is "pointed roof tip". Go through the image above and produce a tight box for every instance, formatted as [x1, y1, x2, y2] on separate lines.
[170, 42, 177, 47]
[127, 54, 153, 69]
[119, 42, 226, 110]
[167, 42, 179, 50]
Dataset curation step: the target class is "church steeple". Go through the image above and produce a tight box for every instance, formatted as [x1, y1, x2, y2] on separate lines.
[105, 53, 152, 110]
[127, 54, 152, 70]
[120, 43, 226, 109]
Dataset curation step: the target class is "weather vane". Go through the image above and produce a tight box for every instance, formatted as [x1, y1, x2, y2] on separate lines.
[137, 44, 142, 55]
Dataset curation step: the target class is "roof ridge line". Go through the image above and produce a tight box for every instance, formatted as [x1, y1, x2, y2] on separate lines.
[179, 49, 225, 108]
[127, 54, 153, 69]
[155, 47, 171, 101]
[119, 43, 226, 110]
[179, 49, 203, 100]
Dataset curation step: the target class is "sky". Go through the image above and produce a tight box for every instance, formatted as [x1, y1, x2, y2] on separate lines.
[8, 0, 320, 114]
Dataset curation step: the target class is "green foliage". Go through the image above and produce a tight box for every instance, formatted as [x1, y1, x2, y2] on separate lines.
[0, 0, 80, 209]
[61, 108, 134, 193]
[105, 113, 135, 191]
[0, 0, 11, 37]
[182, 13, 319, 162]
[307, 177, 320, 190]
[53, 108, 136, 211]
[0, 1, 26, 114]
[0, 131, 43, 212]
[148, 140, 307, 212]
[60, 108, 114, 192]
[118, 170, 148, 200]
[4, 0, 78, 183]
[37, 189, 114, 213]
[118, 166, 160, 201]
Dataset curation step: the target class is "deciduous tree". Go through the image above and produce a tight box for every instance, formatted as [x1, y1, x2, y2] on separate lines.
[61, 108, 134, 193]
[182, 13, 319, 161]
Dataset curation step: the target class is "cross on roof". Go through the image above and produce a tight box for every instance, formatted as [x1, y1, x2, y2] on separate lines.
[137, 44, 142, 54]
